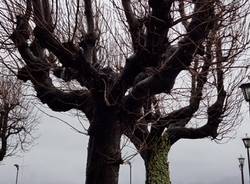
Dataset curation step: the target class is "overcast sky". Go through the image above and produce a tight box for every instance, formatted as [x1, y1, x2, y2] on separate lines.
[0, 104, 250, 184]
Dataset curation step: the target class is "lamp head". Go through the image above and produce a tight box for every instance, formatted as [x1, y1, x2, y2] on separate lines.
[14, 164, 19, 169]
[238, 156, 245, 166]
[240, 82, 250, 102]
[242, 137, 250, 148]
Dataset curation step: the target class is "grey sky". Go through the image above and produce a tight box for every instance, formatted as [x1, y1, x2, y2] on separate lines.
[0, 106, 249, 184]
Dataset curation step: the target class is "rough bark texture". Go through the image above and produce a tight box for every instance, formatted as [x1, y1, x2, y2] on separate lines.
[86, 126, 121, 184]
[86, 105, 121, 184]
[0, 110, 7, 161]
[146, 135, 171, 184]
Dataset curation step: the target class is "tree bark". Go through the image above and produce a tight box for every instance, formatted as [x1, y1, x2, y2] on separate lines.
[145, 134, 171, 184]
[0, 137, 7, 161]
[0, 110, 7, 161]
[85, 105, 122, 184]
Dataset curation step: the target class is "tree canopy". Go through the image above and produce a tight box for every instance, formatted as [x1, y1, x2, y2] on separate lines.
[0, 70, 37, 161]
[0, 0, 249, 183]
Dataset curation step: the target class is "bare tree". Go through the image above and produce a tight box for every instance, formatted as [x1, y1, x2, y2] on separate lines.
[0, 0, 249, 183]
[0, 70, 37, 161]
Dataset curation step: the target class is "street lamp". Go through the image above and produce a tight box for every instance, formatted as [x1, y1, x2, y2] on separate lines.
[14, 164, 19, 184]
[239, 155, 245, 184]
[240, 82, 250, 103]
[243, 137, 250, 184]
[240, 82, 250, 184]
[125, 161, 132, 184]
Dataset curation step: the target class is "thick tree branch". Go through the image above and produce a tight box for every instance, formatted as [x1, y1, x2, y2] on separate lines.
[160, 38, 213, 129]
[121, 0, 142, 51]
[178, 0, 189, 29]
[33, 27, 76, 66]
[109, 0, 175, 104]
[146, 52, 212, 142]
[109, 53, 145, 104]
[167, 94, 226, 144]
[11, 9, 94, 113]
[84, 0, 94, 34]
[81, 0, 97, 64]
[31, 0, 43, 25]
[33, 26, 105, 90]
[42, 0, 54, 31]
[146, 0, 173, 55]
[30, 1, 104, 91]
[17, 44, 92, 112]
[123, 0, 215, 114]
[168, 55, 226, 144]
[30, 0, 53, 30]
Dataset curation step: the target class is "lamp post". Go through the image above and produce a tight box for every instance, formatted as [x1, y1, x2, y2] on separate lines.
[243, 137, 250, 184]
[14, 164, 19, 184]
[239, 155, 245, 184]
[240, 82, 250, 184]
[125, 161, 132, 184]
[128, 162, 132, 184]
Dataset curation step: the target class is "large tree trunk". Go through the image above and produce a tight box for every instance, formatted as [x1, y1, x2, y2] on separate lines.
[145, 135, 171, 184]
[0, 137, 7, 161]
[85, 105, 121, 184]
